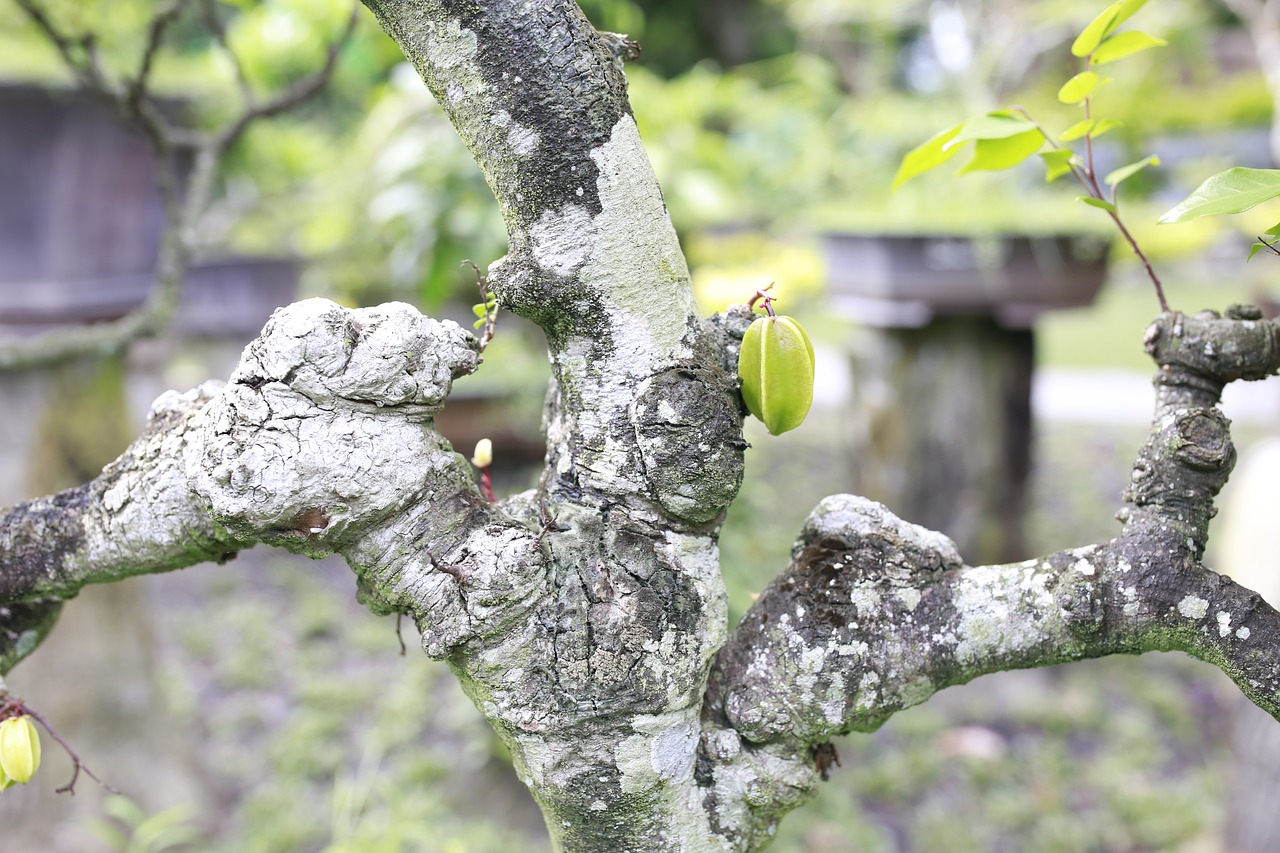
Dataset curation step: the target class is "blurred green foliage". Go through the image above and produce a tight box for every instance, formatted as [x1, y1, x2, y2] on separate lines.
[1, 0, 1272, 311]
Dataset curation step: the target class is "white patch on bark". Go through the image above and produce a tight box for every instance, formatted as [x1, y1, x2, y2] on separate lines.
[849, 585, 882, 617]
[854, 670, 881, 711]
[1178, 595, 1209, 620]
[896, 588, 922, 611]
[1217, 611, 1233, 637]
[508, 123, 539, 155]
[513, 733, 552, 788]
[953, 564, 1054, 664]
[530, 205, 597, 276]
[1122, 585, 1139, 617]
[1238, 626, 1252, 640]
[426, 19, 478, 69]
[540, 116, 698, 407]
[615, 712, 698, 794]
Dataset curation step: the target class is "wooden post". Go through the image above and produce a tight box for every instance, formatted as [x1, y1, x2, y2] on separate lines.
[847, 315, 1033, 564]
[824, 232, 1107, 565]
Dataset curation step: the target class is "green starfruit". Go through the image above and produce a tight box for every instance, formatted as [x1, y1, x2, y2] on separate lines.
[738, 314, 816, 435]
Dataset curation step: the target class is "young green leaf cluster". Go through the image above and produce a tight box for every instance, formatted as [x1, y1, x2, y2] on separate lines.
[894, 0, 1170, 311]
[472, 292, 498, 331]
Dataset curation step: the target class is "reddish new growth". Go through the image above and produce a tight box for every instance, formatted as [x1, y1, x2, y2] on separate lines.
[748, 283, 777, 317]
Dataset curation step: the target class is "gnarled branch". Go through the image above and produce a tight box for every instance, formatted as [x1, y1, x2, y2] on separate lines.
[701, 308, 1280, 848]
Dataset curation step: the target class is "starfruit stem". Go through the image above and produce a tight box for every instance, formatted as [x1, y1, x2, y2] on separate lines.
[748, 283, 777, 317]
[1, 701, 115, 796]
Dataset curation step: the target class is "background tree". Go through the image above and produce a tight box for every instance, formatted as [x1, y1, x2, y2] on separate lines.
[4, 0, 1280, 850]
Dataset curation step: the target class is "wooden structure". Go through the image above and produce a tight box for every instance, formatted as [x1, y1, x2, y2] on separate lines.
[827, 232, 1109, 564]
[0, 83, 295, 336]
[0, 83, 297, 847]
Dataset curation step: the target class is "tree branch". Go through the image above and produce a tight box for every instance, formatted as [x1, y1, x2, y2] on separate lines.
[0, 382, 245, 673]
[214, 5, 360, 150]
[701, 308, 1280, 847]
[125, 0, 190, 120]
[199, 0, 254, 107]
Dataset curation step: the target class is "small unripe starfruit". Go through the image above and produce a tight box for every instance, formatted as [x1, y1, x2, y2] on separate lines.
[0, 715, 41, 785]
[738, 314, 815, 435]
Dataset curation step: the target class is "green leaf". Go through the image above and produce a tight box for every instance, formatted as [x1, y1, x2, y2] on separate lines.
[1104, 154, 1159, 186]
[1077, 196, 1118, 213]
[1090, 119, 1122, 138]
[1073, 2, 1124, 56]
[1039, 150, 1076, 182]
[1158, 167, 1280, 223]
[1060, 119, 1094, 141]
[1059, 118, 1122, 141]
[1092, 30, 1167, 64]
[1058, 72, 1101, 104]
[955, 111, 1036, 141]
[1072, 0, 1148, 57]
[892, 122, 967, 190]
[1249, 224, 1280, 261]
[1109, 0, 1151, 32]
[472, 303, 487, 318]
[958, 130, 1045, 174]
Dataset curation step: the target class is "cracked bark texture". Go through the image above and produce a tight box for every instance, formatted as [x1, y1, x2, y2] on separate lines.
[6, 2, 1280, 851]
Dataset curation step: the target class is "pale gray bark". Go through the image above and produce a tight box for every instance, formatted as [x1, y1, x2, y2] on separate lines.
[6, 3, 1280, 852]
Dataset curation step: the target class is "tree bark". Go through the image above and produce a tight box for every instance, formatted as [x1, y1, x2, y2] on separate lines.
[6, 3, 1280, 851]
